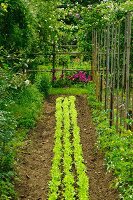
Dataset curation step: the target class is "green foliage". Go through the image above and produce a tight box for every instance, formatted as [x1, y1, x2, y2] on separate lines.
[0, 0, 36, 50]
[0, 111, 16, 168]
[52, 78, 72, 88]
[0, 69, 17, 199]
[35, 73, 51, 98]
[11, 84, 43, 128]
[0, 111, 17, 199]
[0, 178, 16, 200]
[0, 0, 59, 72]
[0, 68, 43, 198]
[87, 83, 133, 200]
[58, 55, 70, 66]
[77, 0, 133, 60]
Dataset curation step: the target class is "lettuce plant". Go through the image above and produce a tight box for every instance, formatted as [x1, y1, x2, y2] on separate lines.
[48, 96, 89, 200]
[62, 98, 75, 199]
[48, 97, 63, 200]
[69, 96, 89, 200]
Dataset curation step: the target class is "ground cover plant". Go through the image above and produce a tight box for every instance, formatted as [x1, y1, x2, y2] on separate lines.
[87, 83, 133, 200]
[48, 96, 89, 200]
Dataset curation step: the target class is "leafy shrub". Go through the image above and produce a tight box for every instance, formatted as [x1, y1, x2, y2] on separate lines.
[0, 111, 16, 168]
[58, 55, 70, 67]
[0, 110, 17, 199]
[0, 178, 16, 200]
[35, 73, 51, 97]
[11, 84, 43, 128]
[52, 77, 72, 88]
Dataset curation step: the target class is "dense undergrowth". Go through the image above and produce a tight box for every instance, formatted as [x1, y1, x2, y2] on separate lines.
[87, 83, 133, 200]
[0, 68, 51, 199]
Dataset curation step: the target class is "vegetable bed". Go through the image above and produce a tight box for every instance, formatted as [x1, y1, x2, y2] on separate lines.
[48, 96, 89, 200]
[15, 95, 118, 200]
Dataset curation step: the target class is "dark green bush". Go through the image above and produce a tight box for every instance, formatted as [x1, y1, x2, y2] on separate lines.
[11, 84, 43, 128]
[52, 78, 72, 88]
[0, 110, 17, 199]
[35, 73, 51, 97]
[0, 177, 16, 200]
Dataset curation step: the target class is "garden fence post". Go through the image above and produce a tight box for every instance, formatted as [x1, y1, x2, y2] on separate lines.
[116, 23, 120, 132]
[125, 12, 132, 130]
[52, 42, 56, 83]
[105, 26, 110, 111]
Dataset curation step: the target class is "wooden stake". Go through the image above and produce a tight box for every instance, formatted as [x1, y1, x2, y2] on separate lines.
[110, 24, 114, 127]
[116, 23, 120, 132]
[52, 42, 56, 83]
[125, 12, 132, 129]
[120, 16, 127, 127]
[105, 26, 110, 111]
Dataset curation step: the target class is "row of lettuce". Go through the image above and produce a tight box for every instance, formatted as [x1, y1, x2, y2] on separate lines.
[0, 68, 51, 199]
[87, 83, 133, 200]
[48, 96, 89, 200]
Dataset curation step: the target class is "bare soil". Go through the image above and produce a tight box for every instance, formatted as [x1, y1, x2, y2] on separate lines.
[15, 95, 119, 200]
[15, 96, 56, 200]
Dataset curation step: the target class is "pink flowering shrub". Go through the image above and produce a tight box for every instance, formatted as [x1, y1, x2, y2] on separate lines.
[52, 71, 92, 87]
[68, 71, 92, 83]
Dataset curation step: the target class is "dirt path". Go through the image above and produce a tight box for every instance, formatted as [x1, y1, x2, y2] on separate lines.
[15, 95, 119, 200]
[15, 96, 56, 200]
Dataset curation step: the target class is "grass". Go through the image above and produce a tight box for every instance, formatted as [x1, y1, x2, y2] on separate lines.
[49, 87, 88, 95]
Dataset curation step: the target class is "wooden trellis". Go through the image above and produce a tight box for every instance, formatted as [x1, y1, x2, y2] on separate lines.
[92, 12, 133, 131]
[26, 44, 89, 82]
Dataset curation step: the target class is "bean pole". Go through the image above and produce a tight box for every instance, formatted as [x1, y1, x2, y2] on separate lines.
[92, 12, 133, 132]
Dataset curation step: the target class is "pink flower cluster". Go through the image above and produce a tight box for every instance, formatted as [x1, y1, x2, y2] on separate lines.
[68, 71, 92, 83]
